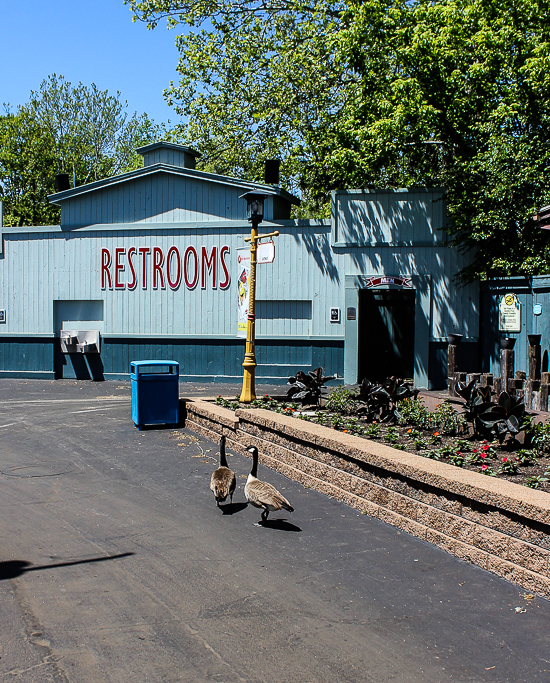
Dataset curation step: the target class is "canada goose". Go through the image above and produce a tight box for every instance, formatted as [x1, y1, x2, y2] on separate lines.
[210, 435, 236, 506]
[245, 446, 294, 524]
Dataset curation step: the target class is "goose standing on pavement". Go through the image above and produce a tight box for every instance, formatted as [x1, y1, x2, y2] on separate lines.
[210, 435, 236, 507]
[245, 446, 294, 524]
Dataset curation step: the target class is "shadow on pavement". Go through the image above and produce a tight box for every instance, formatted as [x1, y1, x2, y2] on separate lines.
[0, 552, 135, 581]
[256, 519, 302, 532]
[219, 502, 248, 515]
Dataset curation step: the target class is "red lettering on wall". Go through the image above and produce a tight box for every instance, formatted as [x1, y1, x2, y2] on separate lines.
[201, 246, 217, 289]
[166, 246, 181, 290]
[138, 247, 151, 290]
[153, 247, 165, 289]
[101, 244, 231, 291]
[115, 248, 126, 289]
[219, 246, 231, 290]
[184, 246, 198, 289]
[101, 248, 112, 290]
[127, 247, 137, 290]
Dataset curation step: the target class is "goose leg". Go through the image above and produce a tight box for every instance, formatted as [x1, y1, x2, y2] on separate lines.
[261, 509, 269, 524]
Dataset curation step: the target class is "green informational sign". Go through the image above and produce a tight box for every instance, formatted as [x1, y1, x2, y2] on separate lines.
[499, 292, 521, 332]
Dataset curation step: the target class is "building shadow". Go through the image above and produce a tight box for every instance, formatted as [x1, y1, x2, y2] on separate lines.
[0, 552, 134, 581]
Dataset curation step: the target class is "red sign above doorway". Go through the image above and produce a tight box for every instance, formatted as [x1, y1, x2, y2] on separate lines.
[362, 275, 412, 289]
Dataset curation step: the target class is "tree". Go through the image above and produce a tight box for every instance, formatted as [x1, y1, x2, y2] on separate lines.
[28, 74, 162, 187]
[0, 76, 164, 226]
[335, 0, 550, 280]
[128, 0, 550, 280]
[127, 0, 355, 215]
[0, 109, 59, 226]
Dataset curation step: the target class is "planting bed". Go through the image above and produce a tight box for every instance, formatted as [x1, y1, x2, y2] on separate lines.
[214, 392, 550, 491]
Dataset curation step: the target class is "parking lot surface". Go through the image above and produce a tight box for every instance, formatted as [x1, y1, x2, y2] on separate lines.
[0, 379, 549, 683]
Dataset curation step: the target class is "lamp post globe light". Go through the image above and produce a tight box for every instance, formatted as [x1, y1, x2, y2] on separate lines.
[239, 192, 279, 403]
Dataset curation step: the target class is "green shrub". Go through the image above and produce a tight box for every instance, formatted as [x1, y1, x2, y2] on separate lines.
[432, 402, 466, 436]
[397, 398, 432, 430]
[325, 386, 357, 415]
[526, 419, 550, 454]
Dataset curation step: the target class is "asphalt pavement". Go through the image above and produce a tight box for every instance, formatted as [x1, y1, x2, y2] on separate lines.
[0, 379, 549, 683]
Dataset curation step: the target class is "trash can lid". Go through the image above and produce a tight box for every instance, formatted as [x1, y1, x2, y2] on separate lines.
[131, 360, 179, 367]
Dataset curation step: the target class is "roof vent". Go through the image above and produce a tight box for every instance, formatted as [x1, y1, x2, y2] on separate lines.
[264, 159, 280, 185]
[55, 174, 70, 192]
[136, 141, 201, 170]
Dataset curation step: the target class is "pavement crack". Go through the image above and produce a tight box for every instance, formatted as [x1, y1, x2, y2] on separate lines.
[9, 582, 70, 683]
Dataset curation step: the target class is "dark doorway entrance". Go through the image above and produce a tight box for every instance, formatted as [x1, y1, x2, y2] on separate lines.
[358, 289, 416, 382]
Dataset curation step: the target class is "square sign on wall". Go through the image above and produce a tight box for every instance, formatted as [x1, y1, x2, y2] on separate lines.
[330, 307, 341, 323]
[0, 310, 6, 323]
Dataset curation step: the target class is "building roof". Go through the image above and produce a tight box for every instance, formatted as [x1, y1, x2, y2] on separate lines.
[48, 141, 299, 207]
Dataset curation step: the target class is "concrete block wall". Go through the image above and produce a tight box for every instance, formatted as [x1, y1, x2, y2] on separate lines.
[184, 400, 550, 598]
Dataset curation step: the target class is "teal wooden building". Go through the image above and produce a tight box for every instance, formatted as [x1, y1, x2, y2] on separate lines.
[0, 142, 478, 388]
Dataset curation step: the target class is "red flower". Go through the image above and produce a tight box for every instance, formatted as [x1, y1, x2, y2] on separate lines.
[481, 464, 488, 471]
[434, 432, 440, 436]
[473, 449, 478, 453]
[343, 430, 348, 433]
[502, 457, 508, 463]
[480, 453, 487, 459]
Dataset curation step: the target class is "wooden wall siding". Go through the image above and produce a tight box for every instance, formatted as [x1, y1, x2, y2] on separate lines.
[255, 300, 312, 337]
[100, 338, 344, 381]
[0, 218, 477, 343]
[332, 189, 447, 246]
[0, 338, 54, 373]
[59, 175, 286, 227]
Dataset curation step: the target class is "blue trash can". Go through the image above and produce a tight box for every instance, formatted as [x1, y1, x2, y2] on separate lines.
[130, 360, 179, 429]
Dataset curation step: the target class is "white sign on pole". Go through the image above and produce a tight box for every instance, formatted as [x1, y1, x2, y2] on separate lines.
[498, 292, 521, 332]
[257, 240, 275, 264]
[236, 248, 250, 338]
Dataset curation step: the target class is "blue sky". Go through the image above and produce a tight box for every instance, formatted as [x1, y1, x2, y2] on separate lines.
[0, 0, 181, 125]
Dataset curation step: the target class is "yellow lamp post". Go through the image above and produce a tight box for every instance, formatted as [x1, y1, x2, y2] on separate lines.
[239, 193, 279, 403]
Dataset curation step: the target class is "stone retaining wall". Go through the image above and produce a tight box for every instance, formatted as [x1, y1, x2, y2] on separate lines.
[185, 399, 550, 598]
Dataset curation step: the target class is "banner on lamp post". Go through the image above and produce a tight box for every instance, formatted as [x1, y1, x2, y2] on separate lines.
[237, 248, 251, 338]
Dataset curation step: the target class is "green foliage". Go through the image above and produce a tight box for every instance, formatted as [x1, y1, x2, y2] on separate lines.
[432, 403, 466, 436]
[524, 475, 548, 489]
[325, 386, 357, 415]
[515, 449, 538, 466]
[129, 0, 550, 279]
[448, 453, 464, 468]
[364, 423, 381, 439]
[0, 109, 59, 226]
[28, 74, 161, 185]
[383, 426, 399, 444]
[1, 75, 162, 227]
[479, 465, 497, 476]
[498, 457, 518, 475]
[526, 419, 550, 454]
[397, 397, 432, 430]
